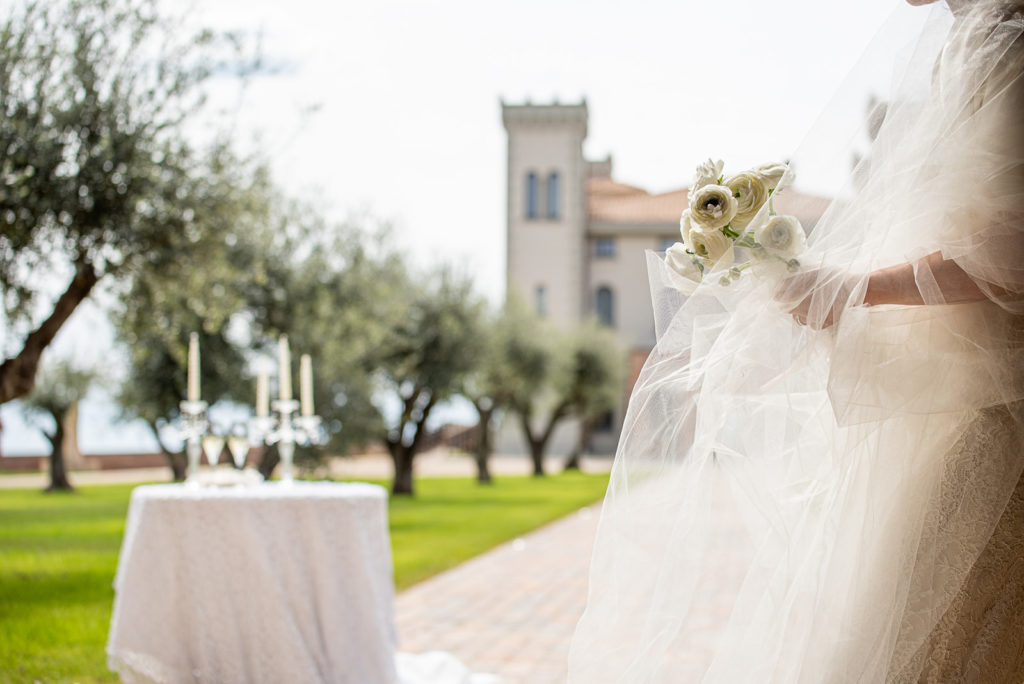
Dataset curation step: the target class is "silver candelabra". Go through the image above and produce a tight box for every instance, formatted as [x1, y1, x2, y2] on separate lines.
[251, 399, 323, 484]
[179, 399, 209, 486]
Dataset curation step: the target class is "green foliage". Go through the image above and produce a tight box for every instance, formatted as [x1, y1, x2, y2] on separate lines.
[498, 299, 561, 413]
[0, 473, 610, 681]
[0, 0, 224, 318]
[497, 303, 625, 468]
[247, 211, 409, 458]
[112, 145, 274, 452]
[378, 268, 486, 492]
[381, 269, 485, 404]
[0, 0, 250, 402]
[561, 320, 626, 422]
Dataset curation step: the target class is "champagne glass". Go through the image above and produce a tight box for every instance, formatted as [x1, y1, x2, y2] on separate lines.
[227, 427, 250, 469]
[201, 434, 225, 468]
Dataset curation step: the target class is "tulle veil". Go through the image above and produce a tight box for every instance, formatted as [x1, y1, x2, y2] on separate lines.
[569, 2, 1024, 681]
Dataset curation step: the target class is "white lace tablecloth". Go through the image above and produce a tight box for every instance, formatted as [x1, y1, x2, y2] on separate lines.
[107, 481, 397, 684]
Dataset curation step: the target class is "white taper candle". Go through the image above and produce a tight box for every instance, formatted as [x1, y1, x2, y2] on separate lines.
[187, 332, 200, 402]
[256, 359, 269, 418]
[278, 335, 292, 402]
[300, 354, 313, 417]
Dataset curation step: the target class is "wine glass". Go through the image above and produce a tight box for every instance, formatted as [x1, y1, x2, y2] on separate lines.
[227, 426, 250, 469]
[201, 434, 225, 468]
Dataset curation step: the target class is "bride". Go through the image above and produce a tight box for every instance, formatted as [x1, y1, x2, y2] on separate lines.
[569, 0, 1024, 681]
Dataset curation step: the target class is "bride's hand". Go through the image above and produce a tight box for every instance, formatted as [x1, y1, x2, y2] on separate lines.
[775, 268, 857, 330]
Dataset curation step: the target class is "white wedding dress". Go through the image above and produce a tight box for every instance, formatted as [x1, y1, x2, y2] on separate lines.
[569, 2, 1024, 682]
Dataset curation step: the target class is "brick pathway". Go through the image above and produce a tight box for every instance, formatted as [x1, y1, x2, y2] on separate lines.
[394, 504, 601, 683]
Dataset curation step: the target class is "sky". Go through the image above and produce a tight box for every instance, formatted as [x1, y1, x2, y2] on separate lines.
[1, 0, 936, 455]
[192, 0, 925, 300]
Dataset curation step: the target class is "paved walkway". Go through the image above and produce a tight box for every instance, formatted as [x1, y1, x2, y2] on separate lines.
[395, 504, 601, 683]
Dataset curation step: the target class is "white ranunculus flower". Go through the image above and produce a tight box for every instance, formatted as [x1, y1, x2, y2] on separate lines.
[752, 162, 789, 191]
[692, 158, 725, 191]
[688, 226, 735, 268]
[724, 172, 769, 231]
[690, 184, 738, 231]
[753, 214, 806, 258]
[679, 209, 696, 250]
[664, 242, 703, 294]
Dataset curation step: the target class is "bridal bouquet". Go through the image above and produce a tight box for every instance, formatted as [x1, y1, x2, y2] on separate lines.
[665, 159, 806, 291]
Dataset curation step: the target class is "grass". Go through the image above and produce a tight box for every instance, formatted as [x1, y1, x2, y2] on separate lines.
[0, 471, 609, 684]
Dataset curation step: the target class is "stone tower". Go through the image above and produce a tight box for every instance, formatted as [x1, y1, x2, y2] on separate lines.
[501, 100, 588, 322]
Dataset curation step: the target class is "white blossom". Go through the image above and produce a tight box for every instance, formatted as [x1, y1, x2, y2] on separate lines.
[691, 158, 725, 191]
[664, 242, 703, 294]
[725, 172, 769, 231]
[690, 184, 738, 231]
[754, 214, 806, 258]
[688, 226, 735, 267]
[752, 162, 789, 191]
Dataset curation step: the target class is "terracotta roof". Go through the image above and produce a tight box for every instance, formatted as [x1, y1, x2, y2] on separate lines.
[587, 177, 831, 227]
[586, 177, 649, 197]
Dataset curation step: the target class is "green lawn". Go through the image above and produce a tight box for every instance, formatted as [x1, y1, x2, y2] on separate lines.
[0, 472, 609, 684]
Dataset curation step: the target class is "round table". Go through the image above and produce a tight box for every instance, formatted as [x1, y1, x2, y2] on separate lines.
[106, 481, 397, 684]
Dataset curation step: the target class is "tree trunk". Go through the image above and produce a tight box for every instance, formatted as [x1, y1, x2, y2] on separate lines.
[528, 438, 546, 476]
[564, 418, 595, 471]
[62, 402, 85, 470]
[166, 450, 187, 482]
[258, 445, 279, 481]
[387, 394, 437, 496]
[517, 403, 569, 477]
[518, 411, 547, 476]
[0, 260, 99, 404]
[473, 405, 494, 485]
[45, 417, 73, 492]
[390, 441, 415, 496]
[146, 419, 186, 481]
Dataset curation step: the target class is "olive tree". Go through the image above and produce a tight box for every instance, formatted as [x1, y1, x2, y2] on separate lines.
[113, 147, 274, 480]
[506, 312, 625, 475]
[378, 270, 485, 496]
[561, 321, 625, 470]
[245, 211, 407, 478]
[0, 0, 248, 404]
[23, 360, 97, 491]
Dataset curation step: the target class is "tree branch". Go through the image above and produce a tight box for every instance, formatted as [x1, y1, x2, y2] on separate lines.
[540, 400, 571, 445]
[0, 259, 100, 404]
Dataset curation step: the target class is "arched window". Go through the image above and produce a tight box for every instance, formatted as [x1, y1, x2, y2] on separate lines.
[525, 172, 539, 219]
[596, 286, 614, 327]
[546, 172, 560, 219]
[535, 285, 547, 317]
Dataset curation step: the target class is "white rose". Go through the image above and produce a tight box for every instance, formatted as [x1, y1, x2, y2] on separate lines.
[752, 162, 789, 191]
[664, 242, 703, 294]
[690, 184, 738, 231]
[753, 214, 806, 258]
[724, 172, 769, 231]
[691, 158, 725, 191]
[688, 226, 735, 268]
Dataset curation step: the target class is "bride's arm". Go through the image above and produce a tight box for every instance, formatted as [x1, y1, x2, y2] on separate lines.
[864, 251, 1005, 306]
[780, 252, 1009, 329]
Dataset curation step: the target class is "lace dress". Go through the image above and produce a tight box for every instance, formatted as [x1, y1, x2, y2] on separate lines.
[894, 10, 1024, 680]
[891, 403, 1024, 683]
